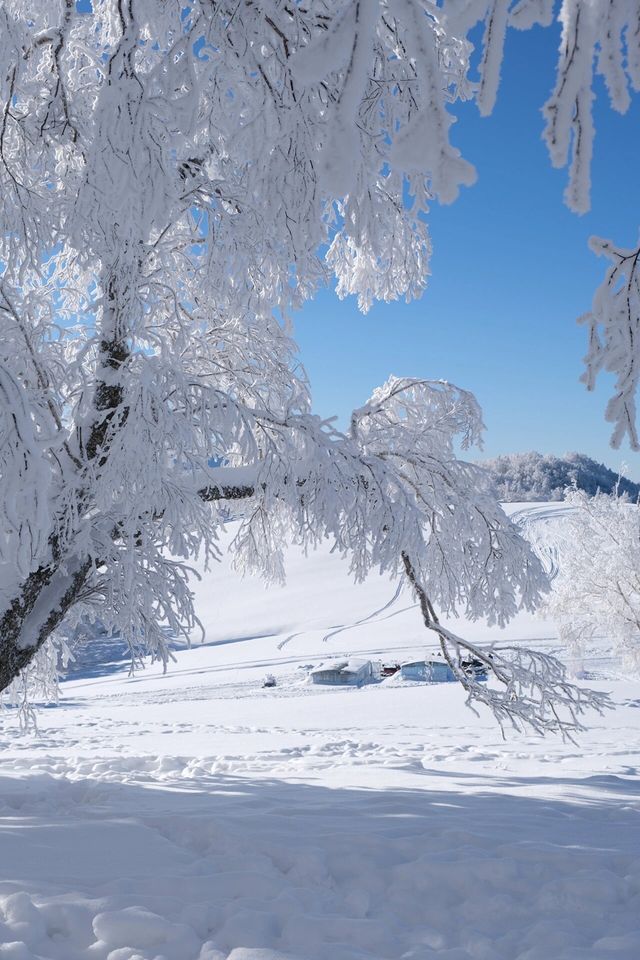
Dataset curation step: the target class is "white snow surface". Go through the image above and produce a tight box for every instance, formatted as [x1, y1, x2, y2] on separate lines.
[1, 504, 639, 960]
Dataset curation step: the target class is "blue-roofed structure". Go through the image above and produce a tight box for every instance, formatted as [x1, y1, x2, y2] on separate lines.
[400, 660, 456, 683]
[401, 657, 488, 683]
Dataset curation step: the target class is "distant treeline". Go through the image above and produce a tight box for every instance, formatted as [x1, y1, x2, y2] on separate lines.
[479, 452, 640, 502]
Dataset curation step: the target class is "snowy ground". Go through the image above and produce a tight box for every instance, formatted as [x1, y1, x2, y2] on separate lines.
[1, 504, 639, 960]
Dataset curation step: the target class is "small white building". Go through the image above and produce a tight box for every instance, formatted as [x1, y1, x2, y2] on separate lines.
[310, 659, 380, 687]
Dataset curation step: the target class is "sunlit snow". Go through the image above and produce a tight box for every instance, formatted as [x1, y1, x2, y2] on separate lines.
[1, 505, 639, 960]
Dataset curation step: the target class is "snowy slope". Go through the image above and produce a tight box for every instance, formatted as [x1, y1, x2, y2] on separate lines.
[1, 503, 639, 960]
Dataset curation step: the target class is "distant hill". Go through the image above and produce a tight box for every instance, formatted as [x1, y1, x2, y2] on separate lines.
[479, 452, 640, 502]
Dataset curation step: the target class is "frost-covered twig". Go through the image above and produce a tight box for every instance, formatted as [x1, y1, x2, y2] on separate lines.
[402, 552, 609, 738]
[580, 238, 640, 450]
[1, 632, 74, 732]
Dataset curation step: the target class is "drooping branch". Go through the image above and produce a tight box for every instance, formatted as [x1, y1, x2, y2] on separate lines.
[401, 552, 609, 738]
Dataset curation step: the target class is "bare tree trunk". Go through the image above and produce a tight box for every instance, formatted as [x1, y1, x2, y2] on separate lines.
[0, 557, 92, 692]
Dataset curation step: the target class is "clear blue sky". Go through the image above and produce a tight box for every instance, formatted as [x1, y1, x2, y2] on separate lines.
[293, 20, 640, 479]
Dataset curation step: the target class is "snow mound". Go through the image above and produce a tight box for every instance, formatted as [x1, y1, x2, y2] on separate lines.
[1, 762, 639, 959]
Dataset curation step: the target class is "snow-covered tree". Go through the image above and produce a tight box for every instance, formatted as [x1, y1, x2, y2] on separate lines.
[0, 0, 623, 733]
[544, 488, 640, 671]
[480, 452, 640, 503]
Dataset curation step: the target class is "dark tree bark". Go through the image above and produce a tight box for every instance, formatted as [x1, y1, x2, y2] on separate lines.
[0, 557, 92, 692]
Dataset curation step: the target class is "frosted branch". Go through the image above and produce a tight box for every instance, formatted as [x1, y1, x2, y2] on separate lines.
[581, 237, 640, 450]
[402, 551, 609, 738]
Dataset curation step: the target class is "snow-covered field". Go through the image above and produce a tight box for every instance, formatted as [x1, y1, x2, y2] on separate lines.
[1, 505, 639, 960]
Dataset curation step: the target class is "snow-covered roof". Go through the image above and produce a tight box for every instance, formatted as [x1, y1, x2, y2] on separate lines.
[401, 657, 447, 668]
[310, 658, 371, 676]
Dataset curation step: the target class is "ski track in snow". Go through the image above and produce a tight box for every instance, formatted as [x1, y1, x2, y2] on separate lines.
[277, 580, 408, 651]
[1, 504, 640, 960]
[509, 502, 575, 580]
